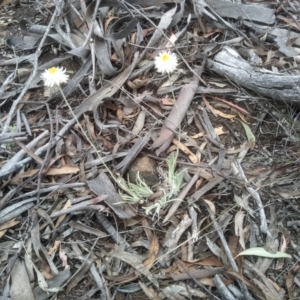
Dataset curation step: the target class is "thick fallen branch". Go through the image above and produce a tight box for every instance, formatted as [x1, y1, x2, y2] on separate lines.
[208, 46, 300, 103]
[152, 62, 205, 155]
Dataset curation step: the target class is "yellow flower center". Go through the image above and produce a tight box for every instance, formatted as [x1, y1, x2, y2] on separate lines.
[161, 54, 170, 62]
[49, 67, 58, 74]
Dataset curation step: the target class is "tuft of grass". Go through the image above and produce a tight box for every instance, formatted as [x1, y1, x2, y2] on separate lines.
[166, 151, 184, 196]
[143, 151, 184, 218]
[120, 151, 184, 219]
[119, 172, 153, 204]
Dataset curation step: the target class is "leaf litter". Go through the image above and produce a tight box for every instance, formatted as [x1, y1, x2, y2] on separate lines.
[1, 0, 300, 299]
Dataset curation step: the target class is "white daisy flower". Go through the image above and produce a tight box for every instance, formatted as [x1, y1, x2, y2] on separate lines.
[41, 66, 69, 87]
[154, 51, 178, 74]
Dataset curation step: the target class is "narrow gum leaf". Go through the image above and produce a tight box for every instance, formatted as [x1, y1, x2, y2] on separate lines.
[240, 121, 255, 150]
[236, 247, 291, 259]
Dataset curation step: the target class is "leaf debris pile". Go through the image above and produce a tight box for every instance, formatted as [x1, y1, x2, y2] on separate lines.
[1, 0, 300, 299]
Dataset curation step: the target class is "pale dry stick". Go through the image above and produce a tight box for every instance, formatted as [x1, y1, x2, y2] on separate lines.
[0, 73, 15, 99]
[54, 23, 77, 50]
[17, 101, 54, 204]
[0, 137, 27, 143]
[188, 205, 199, 242]
[37, 102, 53, 203]
[128, 62, 154, 81]
[0, 130, 49, 175]
[89, 263, 111, 300]
[0, 200, 35, 225]
[163, 155, 218, 223]
[69, 1, 84, 26]
[11, 183, 86, 201]
[84, 152, 128, 169]
[243, 260, 280, 297]
[162, 170, 201, 224]
[192, 0, 206, 34]
[204, 202, 254, 300]
[1, 4, 60, 135]
[0, 117, 77, 179]
[0, 175, 39, 210]
[81, 0, 101, 48]
[0, 132, 26, 141]
[96, 212, 136, 254]
[189, 174, 225, 204]
[197, 110, 224, 148]
[232, 160, 272, 238]
[213, 274, 237, 300]
[53, 0, 76, 49]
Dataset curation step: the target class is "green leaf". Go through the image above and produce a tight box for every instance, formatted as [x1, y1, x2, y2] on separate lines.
[240, 121, 255, 150]
[260, 33, 267, 42]
[208, 81, 227, 88]
[166, 151, 184, 195]
[119, 172, 153, 204]
[237, 247, 291, 258]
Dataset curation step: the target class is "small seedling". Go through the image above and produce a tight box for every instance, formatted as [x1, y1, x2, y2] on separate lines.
[120, 151, 184, 219]
[119, 172, 153, 204]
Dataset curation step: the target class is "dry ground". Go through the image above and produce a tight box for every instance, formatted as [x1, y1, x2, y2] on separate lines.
[1, 0, 300, 299]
